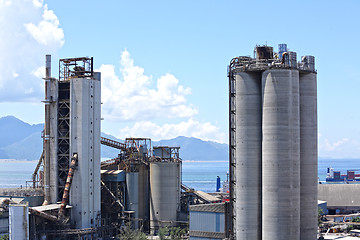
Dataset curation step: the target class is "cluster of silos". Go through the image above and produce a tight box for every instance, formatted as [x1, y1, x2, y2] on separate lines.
[228, 44, 317, 240]
[124, 146, 181, 232]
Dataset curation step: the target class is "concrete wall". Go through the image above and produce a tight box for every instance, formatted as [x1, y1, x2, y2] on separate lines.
[318, 184, 360, 208]
[70, 76, 101, 229]
[49, 77, 58, 203]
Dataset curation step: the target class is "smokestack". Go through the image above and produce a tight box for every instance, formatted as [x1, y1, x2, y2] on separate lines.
[43, 54, 51, 205]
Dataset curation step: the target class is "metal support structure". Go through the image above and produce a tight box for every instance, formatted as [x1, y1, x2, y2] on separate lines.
[227, 63, 236, 239]
[59, 57, 93, 82]
[101, 181, 124, 209]
[101, 137, 126, 151]
[57, 82, 70, 201]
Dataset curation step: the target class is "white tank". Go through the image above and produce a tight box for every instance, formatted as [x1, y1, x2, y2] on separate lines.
[262, 69, 300, 240]
[299, 72, 318, 240]
[9, 204, 29, 240]
[234, 72, 262, 240]
[150, 162, 181, 230]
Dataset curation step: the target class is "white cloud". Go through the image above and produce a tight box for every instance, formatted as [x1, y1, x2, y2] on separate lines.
[24, 5, 64, 47]
[118, 119, 226, 143]
[319, 135, 360, 158]
[99, 50, 198, 121]
[99, 50, 226, 143]
[322, 138, 349, 151]
[0, 0, 64, 102]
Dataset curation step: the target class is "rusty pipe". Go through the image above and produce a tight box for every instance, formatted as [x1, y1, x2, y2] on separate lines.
[281, 52, 288, 64]
[29, 207, 59, 222]
[58, 153, 78, 220]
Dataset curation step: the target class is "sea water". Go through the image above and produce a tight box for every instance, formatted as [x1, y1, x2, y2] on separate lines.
[0, 158, 359, 192]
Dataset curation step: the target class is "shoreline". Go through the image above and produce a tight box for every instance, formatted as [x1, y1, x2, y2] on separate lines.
[0, 159, 38, 163]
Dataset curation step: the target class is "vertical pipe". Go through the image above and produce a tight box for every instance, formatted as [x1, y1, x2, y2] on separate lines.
[300, 72, 318, 240]
[262, 69, 300, 240]
[44, 54, 51, 204]
[235, 72, 262, 240]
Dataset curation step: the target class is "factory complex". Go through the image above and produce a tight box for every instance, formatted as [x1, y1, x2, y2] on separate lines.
[0, 44, 358, 240]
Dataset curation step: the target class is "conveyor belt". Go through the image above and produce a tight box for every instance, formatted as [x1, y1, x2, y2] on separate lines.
[181, 184, 220, 203]
[100, 137, 126, 151]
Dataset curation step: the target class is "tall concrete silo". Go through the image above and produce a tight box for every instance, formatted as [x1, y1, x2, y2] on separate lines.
[233, 71, 262, 239]
[149, 161, 181, 230]
[69, 73, 102, 229]
[261, 69, 300, 240]
[299, 68, 318, 240]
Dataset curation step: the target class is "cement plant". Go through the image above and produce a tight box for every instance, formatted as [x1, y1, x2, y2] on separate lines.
[0, 44, 359, 240]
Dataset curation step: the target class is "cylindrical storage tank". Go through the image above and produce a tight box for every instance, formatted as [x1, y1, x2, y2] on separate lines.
[262, 69, 300, 240]
[9, 204, 29, 240]
[150, 162, 181, 230]
[299, 72, 317, 240]
[126, 172, 139, 229]
[233, 72, 262, 240]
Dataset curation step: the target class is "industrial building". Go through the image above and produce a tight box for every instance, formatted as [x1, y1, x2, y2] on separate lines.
[189, 203, 229, 240]
[318, 184, 360, 214]
[228, 44, 318, 240]
[0, 55, 197, 239]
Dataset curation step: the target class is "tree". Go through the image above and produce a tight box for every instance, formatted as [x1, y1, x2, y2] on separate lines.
[0, 235, 9, 240]
[169, 227, 186, 240]
[158, 226, 186, 240]
[117, 222, 147, 240]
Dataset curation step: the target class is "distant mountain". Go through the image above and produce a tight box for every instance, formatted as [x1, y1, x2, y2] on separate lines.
[154, 136, 228, 160]
[0, 116, 229, 161]
[0, 116, 43, 148]
[0, 116, 44, 160]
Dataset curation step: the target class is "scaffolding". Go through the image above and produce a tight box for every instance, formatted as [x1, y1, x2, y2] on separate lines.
[59, 57, 93, 82]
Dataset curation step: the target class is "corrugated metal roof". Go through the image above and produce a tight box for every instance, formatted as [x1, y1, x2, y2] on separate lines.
[100, 170, 124, 175]
[189, 203, 225, 213]
[189, 230, 225, 239]
[194, 191, 221, 203]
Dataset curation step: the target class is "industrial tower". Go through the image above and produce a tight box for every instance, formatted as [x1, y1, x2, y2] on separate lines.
[43, 56, 101, 230]
[228, 44, 317, 240]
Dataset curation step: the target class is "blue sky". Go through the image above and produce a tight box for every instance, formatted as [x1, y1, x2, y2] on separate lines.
[0, 0, 359, 158]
